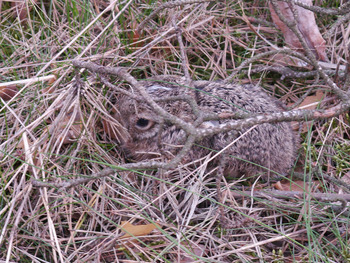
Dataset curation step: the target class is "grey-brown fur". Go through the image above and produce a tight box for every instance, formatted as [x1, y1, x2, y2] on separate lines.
[114, 76, 297, 177]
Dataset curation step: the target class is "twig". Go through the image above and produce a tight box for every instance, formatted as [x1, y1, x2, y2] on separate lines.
[246, 66, 346, 80]
[225, 49, 312, 82]
[99, 75, 139, 100]
[344, 44, 350, 90]
[31, 168, 117, 189]
[286, 85, 317, 110]
[244, 65, 320, 79]
[280, 0, 350, 15]
[245, 17, 276, 28]
[230, 189, 350, 202]
[32, 135, 196, 189]
[325, 12, 350, 39]
[315, 170, 350, 193]
[31, 160, 169, 189]
[173, 19, 191, 83]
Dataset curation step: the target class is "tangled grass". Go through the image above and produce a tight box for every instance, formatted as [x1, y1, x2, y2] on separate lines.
[1, 1, 350, 262]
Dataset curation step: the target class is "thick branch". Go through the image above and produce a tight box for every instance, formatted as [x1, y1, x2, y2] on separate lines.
[230, 189, 350, 202]
[246, 65, 345, 79]
[325, 12, 350, 39]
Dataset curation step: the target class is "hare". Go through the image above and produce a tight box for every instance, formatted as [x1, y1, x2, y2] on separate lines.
[114, 76, 297, 178]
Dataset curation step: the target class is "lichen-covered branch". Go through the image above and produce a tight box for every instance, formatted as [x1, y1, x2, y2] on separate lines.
[225, 49, 313, 82]
[197, 102, 350, 138]
[279, 0, 350, 15]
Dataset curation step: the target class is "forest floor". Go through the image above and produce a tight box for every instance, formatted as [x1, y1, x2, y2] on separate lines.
[0, 1, 350, 262]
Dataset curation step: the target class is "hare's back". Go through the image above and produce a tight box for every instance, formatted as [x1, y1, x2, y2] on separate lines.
[193, 81, 283, 114]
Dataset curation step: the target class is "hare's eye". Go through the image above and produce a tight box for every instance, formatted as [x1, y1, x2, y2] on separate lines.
[135, 118, 153, 130]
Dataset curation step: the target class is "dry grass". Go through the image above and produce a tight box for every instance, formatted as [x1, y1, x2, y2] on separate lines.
[1, 1, 350, 262]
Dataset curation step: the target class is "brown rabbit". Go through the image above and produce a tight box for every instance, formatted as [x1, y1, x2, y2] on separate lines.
[114, 75, 297, 178]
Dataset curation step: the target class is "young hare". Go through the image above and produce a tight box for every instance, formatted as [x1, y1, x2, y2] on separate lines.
[114, 76, 297, 178]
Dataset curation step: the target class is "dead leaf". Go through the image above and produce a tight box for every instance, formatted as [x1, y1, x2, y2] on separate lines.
[180, 242, 205, 263]
[119, 221, 160, 239]
[10, 0, 39, 21]
[341, 172, 350, 185]
[289, 90, 325, 132]
[52, 111, 82, 144]
[273, 180, 318, 192]
[295, 91, 325, 110]
[269, 1, 328, 61]
[16, 109, 82, 150]
[55, 123, 82, 144]
[42, 74, 57, 94]
[0, 85, 18, 101]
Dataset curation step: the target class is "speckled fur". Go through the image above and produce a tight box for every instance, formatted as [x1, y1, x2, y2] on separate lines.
[115, 76, 297, 177]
